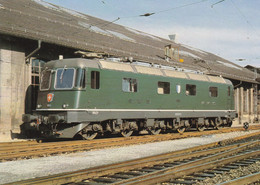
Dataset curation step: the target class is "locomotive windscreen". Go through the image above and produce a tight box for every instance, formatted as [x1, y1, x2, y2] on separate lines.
[55, 68, 75, 89]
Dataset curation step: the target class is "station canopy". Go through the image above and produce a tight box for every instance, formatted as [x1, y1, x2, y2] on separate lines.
[0, 0, 258, 83]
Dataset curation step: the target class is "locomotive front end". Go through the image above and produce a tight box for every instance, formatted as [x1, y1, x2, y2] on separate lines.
[21, 59, 87, 138]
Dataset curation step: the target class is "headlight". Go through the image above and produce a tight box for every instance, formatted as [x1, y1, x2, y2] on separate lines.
[62, 104, 69, 109]
[22, 114, 38, 122]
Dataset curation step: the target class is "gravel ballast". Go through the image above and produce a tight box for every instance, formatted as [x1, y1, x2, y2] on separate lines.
[0, 130, 259, 184]
[196, 162, 260, 184]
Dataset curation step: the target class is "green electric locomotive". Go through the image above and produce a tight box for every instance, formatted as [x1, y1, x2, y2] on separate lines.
[22, 58, 236, 139]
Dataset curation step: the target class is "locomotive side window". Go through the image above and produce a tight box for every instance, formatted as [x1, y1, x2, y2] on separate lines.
[40, 69, 51, 90]
[75, 68, 86, 88]
[91, 71, 100, 89]
[209, 87, 218, 97]
[186, 84, 196, 96]
[158, 81, 170, 94]
[55, 68, 75, 89]
[122, 78, 137, 92]
[228, 86, 231, 96]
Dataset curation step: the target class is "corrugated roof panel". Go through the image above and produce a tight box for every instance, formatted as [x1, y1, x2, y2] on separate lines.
[107, 30, 136, 43]
[164, 70, 188, 79]
[135, 65, 163, 76]
[99, 60, 134, 73]
[187, 73, 209, 82]
[208, 75, 226, 84]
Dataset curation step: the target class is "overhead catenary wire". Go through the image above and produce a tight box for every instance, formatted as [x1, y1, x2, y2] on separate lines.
[155, 0, 209, 14]
[93, 0, 210, 28]
[229, 0, 260, 38]
[211, 0, 226, 8]
[99, 17, 120, 28]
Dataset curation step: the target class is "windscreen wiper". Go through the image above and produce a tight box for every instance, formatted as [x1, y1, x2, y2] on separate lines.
[60, 65, 67, 83]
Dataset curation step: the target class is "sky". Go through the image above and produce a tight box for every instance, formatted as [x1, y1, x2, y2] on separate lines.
[44, 0, 260, 67]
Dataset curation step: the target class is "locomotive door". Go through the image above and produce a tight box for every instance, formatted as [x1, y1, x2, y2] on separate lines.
[25, 58, 45, 113]
[227, 86, 232, 109]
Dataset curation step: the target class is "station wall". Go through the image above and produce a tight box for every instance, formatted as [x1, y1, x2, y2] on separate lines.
[234, 86, 259, 125]
[0, 38, 30, 141]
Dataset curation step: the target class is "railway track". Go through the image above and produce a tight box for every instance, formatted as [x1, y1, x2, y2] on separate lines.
[7, 130, 260, 185]
[219, 171, 260, 185]
[1, 126, 260, 162]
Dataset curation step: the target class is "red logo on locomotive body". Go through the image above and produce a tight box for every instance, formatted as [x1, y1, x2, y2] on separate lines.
[47, 93, 54, 103]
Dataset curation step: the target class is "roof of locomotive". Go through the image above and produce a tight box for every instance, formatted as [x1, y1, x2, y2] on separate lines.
[44, 58, 231, 85]
[44, 58, 100, 69]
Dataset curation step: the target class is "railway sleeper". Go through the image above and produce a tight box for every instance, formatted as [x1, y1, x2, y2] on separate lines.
[204, 169, 225, 174]
[170, 179, 195, 184]
[184, 176, 207, 181]
[93, 177, 118, 183]
[110, 174, 133, 179]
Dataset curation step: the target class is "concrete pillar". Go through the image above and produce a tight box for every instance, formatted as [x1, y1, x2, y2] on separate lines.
[0, 38, 30, 141]
[254, 84, 259, 121]
[234, 88, 237, 112]
[235, 88, 238, 123]
[246, 88, 250, 123]
[258, 89, 260, 120]
[235, 88, 239, 113]
[240, 87, 244, 124]
[0, 48, 12, 136]
[250, 88, 254, 122]
[234, 88, 241, 124]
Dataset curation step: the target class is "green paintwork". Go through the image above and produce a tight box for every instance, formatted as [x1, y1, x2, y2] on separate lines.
[37, 59, 234, 111]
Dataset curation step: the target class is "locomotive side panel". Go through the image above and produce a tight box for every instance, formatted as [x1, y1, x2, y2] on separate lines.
[84, 67, 234, 111]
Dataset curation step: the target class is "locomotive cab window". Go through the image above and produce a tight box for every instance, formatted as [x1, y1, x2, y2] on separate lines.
[40, 69, 52, 90]
[228, 86, 231, 96]
[55, 68, 75, 89]
[91, 71, 100, 89]
[75, 68, 86, 89]
[158, 81, 170, 94]
[186, 84, 196, 96]
[122, 78, 137, 92]
[209, 87, 218, 97]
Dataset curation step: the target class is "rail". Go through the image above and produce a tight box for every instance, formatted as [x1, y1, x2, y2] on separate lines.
[219, 172, 260, 185]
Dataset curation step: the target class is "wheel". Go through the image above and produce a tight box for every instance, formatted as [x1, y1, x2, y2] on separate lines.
[81, 131, 98, 140]
[196, 124, 205, 132]
[214, 119, 223, 130]
[227, 120, 233, 127]
[121, 130, 133, 137]
[177, 127, 185, 134]
[214, 124, 224, 130]
[149, 128, 161, 135]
